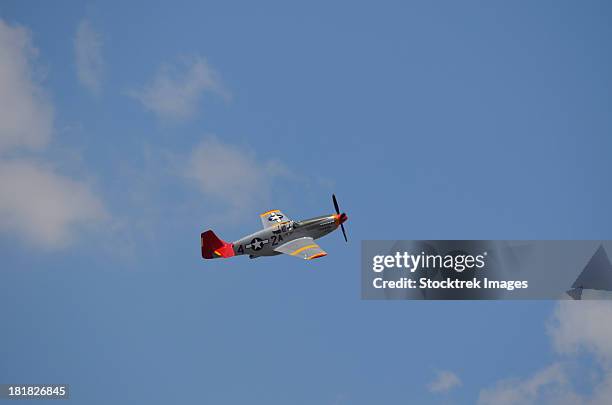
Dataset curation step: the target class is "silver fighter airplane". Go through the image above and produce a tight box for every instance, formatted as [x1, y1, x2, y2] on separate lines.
[201, 195, 348, 261]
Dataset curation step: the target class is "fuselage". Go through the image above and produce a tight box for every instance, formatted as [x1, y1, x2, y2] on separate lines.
[233, 214, 341, 258]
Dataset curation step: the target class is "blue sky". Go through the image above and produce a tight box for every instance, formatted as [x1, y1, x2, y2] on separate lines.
[1, 1, 611, 404]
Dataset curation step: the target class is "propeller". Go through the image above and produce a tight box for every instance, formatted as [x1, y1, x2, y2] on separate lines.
[332, 194, 348, 242]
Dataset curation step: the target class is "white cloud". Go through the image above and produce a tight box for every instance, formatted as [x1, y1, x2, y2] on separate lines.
[74, 19, 104, 95]
[549, 300, 612, 364]
[478, 362, 612, 405]
[0, 160, 106, 249]
[128, 56, 229, 120]
[184, 137, 288, 214]
[0, 18, 107, 249]
[0, 19, 53, 152]
[427, 370, 462, 393]
[478, 301, 612, 405]
[477, 363, 576, 405]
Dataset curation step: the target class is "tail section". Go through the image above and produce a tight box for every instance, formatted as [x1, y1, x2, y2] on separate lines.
[201, 230, 235, 259]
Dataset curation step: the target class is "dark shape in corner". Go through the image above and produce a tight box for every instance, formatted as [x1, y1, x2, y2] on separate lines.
[567, 245, 612, 299]
[566, 287, 583, 300]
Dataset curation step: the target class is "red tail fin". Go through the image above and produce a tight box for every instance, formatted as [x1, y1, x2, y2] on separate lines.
[201, 230, 235, 259]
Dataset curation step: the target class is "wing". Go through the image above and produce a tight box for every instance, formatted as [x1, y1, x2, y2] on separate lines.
[274, 237, 327, 260]
[260, 209, 292, 229]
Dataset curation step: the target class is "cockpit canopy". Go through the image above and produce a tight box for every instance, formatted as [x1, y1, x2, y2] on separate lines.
[293, 215, 330, 229]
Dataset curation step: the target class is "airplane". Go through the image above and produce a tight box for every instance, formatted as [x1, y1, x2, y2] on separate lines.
[201, 194, 348, 261]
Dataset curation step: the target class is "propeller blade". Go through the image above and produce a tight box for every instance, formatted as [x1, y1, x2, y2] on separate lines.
[333, 194, 348, 242]
[332, 194, 340, 215]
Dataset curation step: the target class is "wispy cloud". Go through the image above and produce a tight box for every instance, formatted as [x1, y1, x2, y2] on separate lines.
[0, 19, 53, 152]
[183, 136, 290, 217]
[0, 18, 106, 249]
[428, 370, 462, 393]
[478, 301, 612, 405]
[0, 160, 106, 248]
[74, 19, 104, 95]
[478, 363, 572, 405]
[128, 56, 229, 120]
